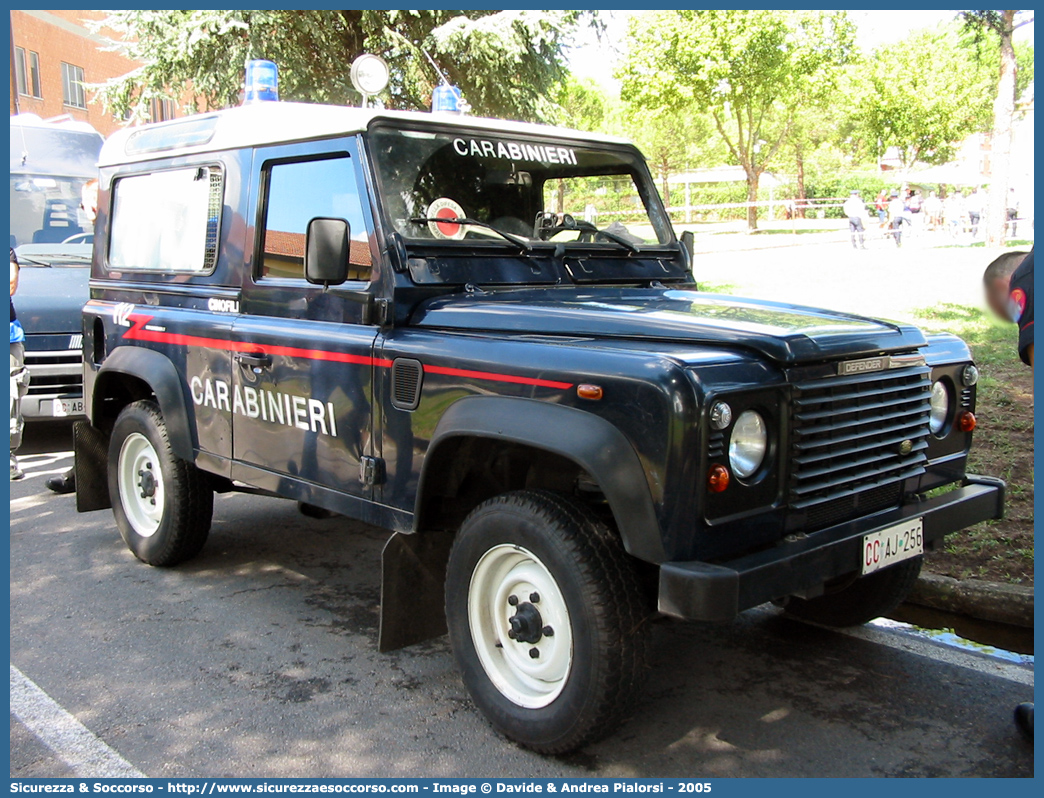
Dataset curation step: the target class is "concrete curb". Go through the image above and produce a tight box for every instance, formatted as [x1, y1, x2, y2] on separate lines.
[907, 573, 1034, 628]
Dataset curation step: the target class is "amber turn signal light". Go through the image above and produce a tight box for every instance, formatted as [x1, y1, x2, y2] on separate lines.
[577, 384, 604, 401]
[707, 463, 730, 493]
[957, 411, 976, 433]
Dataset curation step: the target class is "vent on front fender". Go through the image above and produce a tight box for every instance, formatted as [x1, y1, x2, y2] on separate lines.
[391, 358, 423, 411]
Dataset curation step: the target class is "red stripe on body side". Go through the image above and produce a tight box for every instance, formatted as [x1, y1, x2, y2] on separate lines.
[121, 313, 571, 390]
[423, 364, 573, 390]
[122, 315, 394, 368]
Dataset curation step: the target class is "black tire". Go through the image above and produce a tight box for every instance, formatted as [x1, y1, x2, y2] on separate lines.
[785, 556, 922, 628]
[445, 490, 650, 754]
[108, 400, 213, 566]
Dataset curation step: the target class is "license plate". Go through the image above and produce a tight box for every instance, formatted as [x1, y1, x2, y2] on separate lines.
[52, 398, 84, 417]
[861, 518, 923, 575]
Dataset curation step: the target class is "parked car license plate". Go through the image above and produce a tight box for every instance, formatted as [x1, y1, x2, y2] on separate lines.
[861, 518, 923, 575]
[53, 398, 84, 417]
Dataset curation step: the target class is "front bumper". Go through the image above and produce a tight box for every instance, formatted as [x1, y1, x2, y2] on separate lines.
[658, 475, 1005, 622]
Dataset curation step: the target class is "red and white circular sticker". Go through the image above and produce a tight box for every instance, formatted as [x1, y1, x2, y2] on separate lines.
[427, 198, 466, 240]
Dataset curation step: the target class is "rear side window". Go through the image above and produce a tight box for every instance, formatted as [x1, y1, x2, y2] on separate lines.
[259, 156, 371, 282]
[108, 166, 223, 273]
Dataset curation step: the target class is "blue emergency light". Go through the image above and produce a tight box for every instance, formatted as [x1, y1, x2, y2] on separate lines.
[244, 59, 279, 104]
[432, 84, 463, 113]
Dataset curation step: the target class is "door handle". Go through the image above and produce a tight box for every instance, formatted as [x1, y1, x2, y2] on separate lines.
[235, 352, 272, 372]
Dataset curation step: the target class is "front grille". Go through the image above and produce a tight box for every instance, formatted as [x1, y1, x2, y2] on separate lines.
[789, 366, 931, 510]
[25, 353, 80, 366]
[24, 349, 84, 396]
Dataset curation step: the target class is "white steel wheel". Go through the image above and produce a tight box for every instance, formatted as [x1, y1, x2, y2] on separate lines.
[468, 543, 573, 709]
[117, 432, 165, 538]
[445, 490, 650, 753]
[108, 400, 212, 566]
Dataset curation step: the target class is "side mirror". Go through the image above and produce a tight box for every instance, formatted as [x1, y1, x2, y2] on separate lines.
[305, 217, 350, 286]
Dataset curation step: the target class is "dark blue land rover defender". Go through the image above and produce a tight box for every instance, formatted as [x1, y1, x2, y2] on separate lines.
[75, 103, 1004, 753]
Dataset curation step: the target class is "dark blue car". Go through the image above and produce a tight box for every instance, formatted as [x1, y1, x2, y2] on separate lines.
[10, 115, 102, 419]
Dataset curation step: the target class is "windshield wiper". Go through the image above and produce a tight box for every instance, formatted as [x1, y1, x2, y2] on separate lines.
[15, 252, 91, 266]
[410, 217, 533, 252]
[13, 254, 52, 266]
[571, 221, 641, 254]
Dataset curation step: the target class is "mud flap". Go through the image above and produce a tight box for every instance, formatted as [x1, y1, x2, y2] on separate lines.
[74, 420, 112, 513]
[378, 530, 454, 652]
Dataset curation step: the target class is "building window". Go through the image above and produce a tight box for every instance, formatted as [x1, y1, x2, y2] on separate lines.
[28, 51, 41, 98]
[14, 48, 42, 98]
[61, 62, 87, 109]
[149, 98, 176, 122]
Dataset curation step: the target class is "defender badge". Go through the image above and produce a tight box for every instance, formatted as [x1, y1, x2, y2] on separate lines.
[838, 356, 886, 376]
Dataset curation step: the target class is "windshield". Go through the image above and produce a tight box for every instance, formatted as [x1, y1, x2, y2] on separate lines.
[368, 125, 672, 250]
[10, 174, 93, 249]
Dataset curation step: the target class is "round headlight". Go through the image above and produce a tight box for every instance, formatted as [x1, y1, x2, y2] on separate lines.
[929, 381, 950, 435]
[961, 364, 979, 387]
[729, 410, 768, 479]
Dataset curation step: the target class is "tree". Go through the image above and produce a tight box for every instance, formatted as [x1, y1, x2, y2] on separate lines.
[90, 10, 594, 123]
[851, 24, 1000, 170]
[554, 75, 615, 133]
[621, 106, 722, 209]
[618, 10, 855, 230]
[785, 101, 853, 218]
[961, 10, 1034, 246]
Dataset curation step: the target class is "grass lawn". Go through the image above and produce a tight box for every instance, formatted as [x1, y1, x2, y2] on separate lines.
[913, 304, 1034, 585]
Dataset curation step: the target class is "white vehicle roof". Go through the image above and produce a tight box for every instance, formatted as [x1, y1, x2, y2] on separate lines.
[11, 113, 102, 136]
[98, 101, 632, 167]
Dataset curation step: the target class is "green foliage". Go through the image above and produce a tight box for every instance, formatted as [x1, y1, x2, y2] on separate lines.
[624, 108, 723, 204]
[673, 183, 752, 222]
[796, 175, 893, 218]
[617, 10, 856, 228]
[90, 10, 594, 123]
[554, 75, 616, 133]
[849, 22, 999, 167]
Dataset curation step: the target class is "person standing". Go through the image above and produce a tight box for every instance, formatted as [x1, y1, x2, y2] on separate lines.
[843, 190, 868, 249]
[984, 248, 1034, 367]
[907, 189, 924, 234]
[875, 189, 890, 228]
[923, 190, 943, 231]
[11, 248, 28, 480]
[944, 191, 966, 238]
[1006, 187, 1019, 238]
[967, 187, 984, 238]
[887, 191, 906, 247]
[982, 247, 1033, 742]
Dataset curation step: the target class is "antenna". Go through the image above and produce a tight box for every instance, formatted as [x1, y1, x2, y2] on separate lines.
[421, 48, 450, 86]
[384, 28, 449, 87]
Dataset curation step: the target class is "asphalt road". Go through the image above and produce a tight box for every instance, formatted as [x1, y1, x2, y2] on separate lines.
[10, 423, 1034, 779]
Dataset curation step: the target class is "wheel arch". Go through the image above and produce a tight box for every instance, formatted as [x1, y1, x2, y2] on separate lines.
[415, 396, 665, 564]
[91, 347, 196, 462]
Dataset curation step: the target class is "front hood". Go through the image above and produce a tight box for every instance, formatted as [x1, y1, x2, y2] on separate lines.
[12, 265, 90, 335]
[413, 287, 926, 365]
